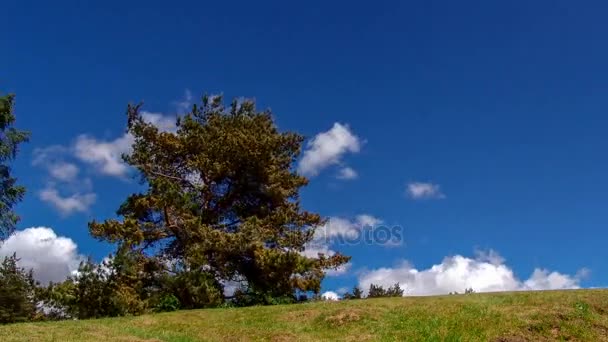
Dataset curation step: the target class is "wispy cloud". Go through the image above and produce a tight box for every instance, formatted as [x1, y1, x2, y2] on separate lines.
[406, 181, 445, 200]
[39, 186, 96, 216]
[337, 166, 358, 180]
[302, 214, 391, 271]
[32, 147, 96, 216]
[174, 89, 193, 112]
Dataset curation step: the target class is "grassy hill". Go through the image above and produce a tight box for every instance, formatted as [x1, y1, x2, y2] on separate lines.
[1, 289, 607, 341]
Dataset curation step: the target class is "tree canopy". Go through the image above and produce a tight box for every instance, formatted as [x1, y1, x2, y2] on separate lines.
[89, 95, 349, 304]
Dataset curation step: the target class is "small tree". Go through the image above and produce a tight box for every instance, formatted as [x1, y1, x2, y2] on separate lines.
[352, 286, 363, 299]
[0, 254, 38, 324]
[367, 283, 387, 298]
[386, 283, 404, 297]
[42, 252, 151, 320]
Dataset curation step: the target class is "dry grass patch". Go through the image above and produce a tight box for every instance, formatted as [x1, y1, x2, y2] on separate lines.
[323, 308, 363, 327]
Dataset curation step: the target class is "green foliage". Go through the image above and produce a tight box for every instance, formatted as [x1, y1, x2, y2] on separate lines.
[155, 294, 180, 312]
[42, 253, 149, 320]
[0, 94, 30, 240]
[352, 286, 363, 299]
[0, 254, 38, 324]
[88, 94, 350, 306]
[367, 283, 386, 298]
[160, 268, 223, 309]
[232, 287, 296, 307]
[367, 283, 404, 298]
[574, 300, 590, 318]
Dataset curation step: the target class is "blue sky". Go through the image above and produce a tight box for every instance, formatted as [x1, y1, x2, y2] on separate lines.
[1, 0, 607, 295]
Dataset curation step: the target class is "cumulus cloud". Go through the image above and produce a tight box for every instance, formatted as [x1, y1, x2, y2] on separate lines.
[0, 227, 84, 284]
[73, 111, 176, 177]
[337, 167, 358, 180]
[39, 186, 96, 216]
[321, 291, 340, 301]
[298, 123, 361, 177]
[73, 134, 134, 177]
[358, 251, 586, 296]
[406, 182, 445, 200]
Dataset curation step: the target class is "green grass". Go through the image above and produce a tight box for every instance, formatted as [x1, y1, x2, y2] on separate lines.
[1, 289, 608, 341]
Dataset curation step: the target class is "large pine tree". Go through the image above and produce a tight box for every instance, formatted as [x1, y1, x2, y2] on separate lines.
[89, 95, 349, 302]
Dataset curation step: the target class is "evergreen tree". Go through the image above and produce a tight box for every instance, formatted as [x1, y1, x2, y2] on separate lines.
[42, 252, 150, 319]
[0, 254, 38, 324]
[89, 94, 349, 305]
[352, 286, 363, 299]
[386, 282, 404, 297]
[0, 94, 30, 240]
[367, 283, 387, 298]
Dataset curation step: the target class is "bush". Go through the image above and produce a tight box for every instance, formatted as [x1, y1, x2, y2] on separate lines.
[155, 294, 180, 312]
[232, 288, 296, 307]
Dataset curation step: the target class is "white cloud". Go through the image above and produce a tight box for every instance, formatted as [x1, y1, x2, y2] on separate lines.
[358, 251, 586, 296]
[73, 112, 176, 177]
[304, 215, 384, 258]
[47, 162, 79, 181]
[0, 227, 84, 284]
[406, 182, 445, 200]
[315, 217, 363, 241]
[337, 167, 358, 180]
[32, 147, 80, 182]
[73, 134, 134, 177]
[298, 123, 361, 177]
[39, 186, 96, 216]
[32, 108, 176, 215]
[33, 147, 95, 216]
[321, 291, 340, 301]
[325, 262, 352, 277]
[141, 111, 178, 133]
[355, 214, 383, 227]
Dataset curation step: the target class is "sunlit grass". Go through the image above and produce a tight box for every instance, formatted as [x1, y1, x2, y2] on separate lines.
[1, 289, 607, 341]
